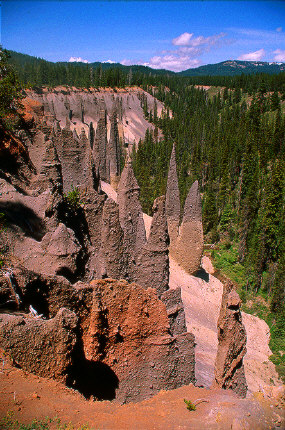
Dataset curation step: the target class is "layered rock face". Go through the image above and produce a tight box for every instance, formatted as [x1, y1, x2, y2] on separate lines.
[165, 144, 203, 274]
[24, 87, 164, 145]
[214, 281, 247, 398]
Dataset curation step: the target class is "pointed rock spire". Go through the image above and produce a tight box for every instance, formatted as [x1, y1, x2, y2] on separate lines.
[72, 128, 79, 140]
[98, 198, 127, 279]
[183, 180, 202, 222]
[107, 106, 121, 187]
[166, 144, 180, 221]
[53, 120, 61, 135]
[165, 144, 180, 246]
[64, 116, 71, 130]
[35, 139, 63, 192]
[171, 180, 203, 275]
[117, 162, 146, 279]
[135, 196, 169, 296]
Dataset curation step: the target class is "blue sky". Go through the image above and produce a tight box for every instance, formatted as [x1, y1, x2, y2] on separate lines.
[1, 1, 285, 71]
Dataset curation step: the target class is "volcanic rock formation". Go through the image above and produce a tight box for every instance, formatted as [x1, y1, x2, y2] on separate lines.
[165, 144, 204, 274]
[135, 196, 169, 296]
[117, 160, 147, 279]
[214, 281, 247, 398]
[165, 144, 180, 247]
[0, 268, 195, 403]
[0, 93, 195, 403]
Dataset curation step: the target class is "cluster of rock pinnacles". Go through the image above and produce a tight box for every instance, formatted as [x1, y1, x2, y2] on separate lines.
[0, 96, 247, 403]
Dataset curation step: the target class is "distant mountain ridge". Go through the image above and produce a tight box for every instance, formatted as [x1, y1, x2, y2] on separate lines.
[178, 60, 285, 76]
[7, 50, 285, 77]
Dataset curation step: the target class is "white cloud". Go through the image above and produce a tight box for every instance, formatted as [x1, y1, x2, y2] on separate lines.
[238, 49, 265, 61]
[121, 31, 227, 72]
[69, 56, 89, 63]
[103, 60, 116, 64]
[172, 32, 226, 47]
[143, 55, 200, 72]
[276, 27, 282, 32]
[172, 32, 194, 46]
[273, 49, 285, 62]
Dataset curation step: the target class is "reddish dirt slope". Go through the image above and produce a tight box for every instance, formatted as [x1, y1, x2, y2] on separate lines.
[0, 351, 284, 429]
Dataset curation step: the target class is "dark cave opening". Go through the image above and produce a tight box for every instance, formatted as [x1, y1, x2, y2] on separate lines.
[67, 339, 119, 401]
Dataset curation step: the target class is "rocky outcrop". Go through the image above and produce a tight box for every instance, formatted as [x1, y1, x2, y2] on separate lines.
[214, 281, 247, 398]
[0, 308, 78, 383]
[97, 198, 127, 279]
[0, 89, 196, 405]
[135, 196, 169, 296]
[117, 161, 146, 279]
[32, 139, 63, 193]
[0, 268, 195, 404]
[84, 279, 195, 403]
[165, 144, 180, 247]
[160, 287, 187, 335]
[167, 176, 203, 274]
[52, 123, 94, 194]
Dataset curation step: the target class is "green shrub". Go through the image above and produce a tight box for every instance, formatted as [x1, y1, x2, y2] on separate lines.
[64, 186, 81, 210]
[184, 399, 196, 411]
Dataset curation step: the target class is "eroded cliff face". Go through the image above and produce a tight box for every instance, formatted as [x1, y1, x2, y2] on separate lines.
[24, 86, 164, 147]
[0, 88, 195, 403]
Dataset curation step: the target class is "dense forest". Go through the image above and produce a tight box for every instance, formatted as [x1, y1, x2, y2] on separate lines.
[1, 47, 285, 380]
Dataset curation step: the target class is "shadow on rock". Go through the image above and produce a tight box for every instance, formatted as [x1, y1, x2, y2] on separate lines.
[195, 268, 209, 282]
[0, 201, 46, 241]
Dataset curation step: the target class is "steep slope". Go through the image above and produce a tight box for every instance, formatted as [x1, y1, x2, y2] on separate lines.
[24, 86, 164, 146]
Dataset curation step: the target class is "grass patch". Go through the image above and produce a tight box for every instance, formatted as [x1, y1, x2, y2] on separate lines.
[0, 412, 91, 430]
[212, 243, 248, 289]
